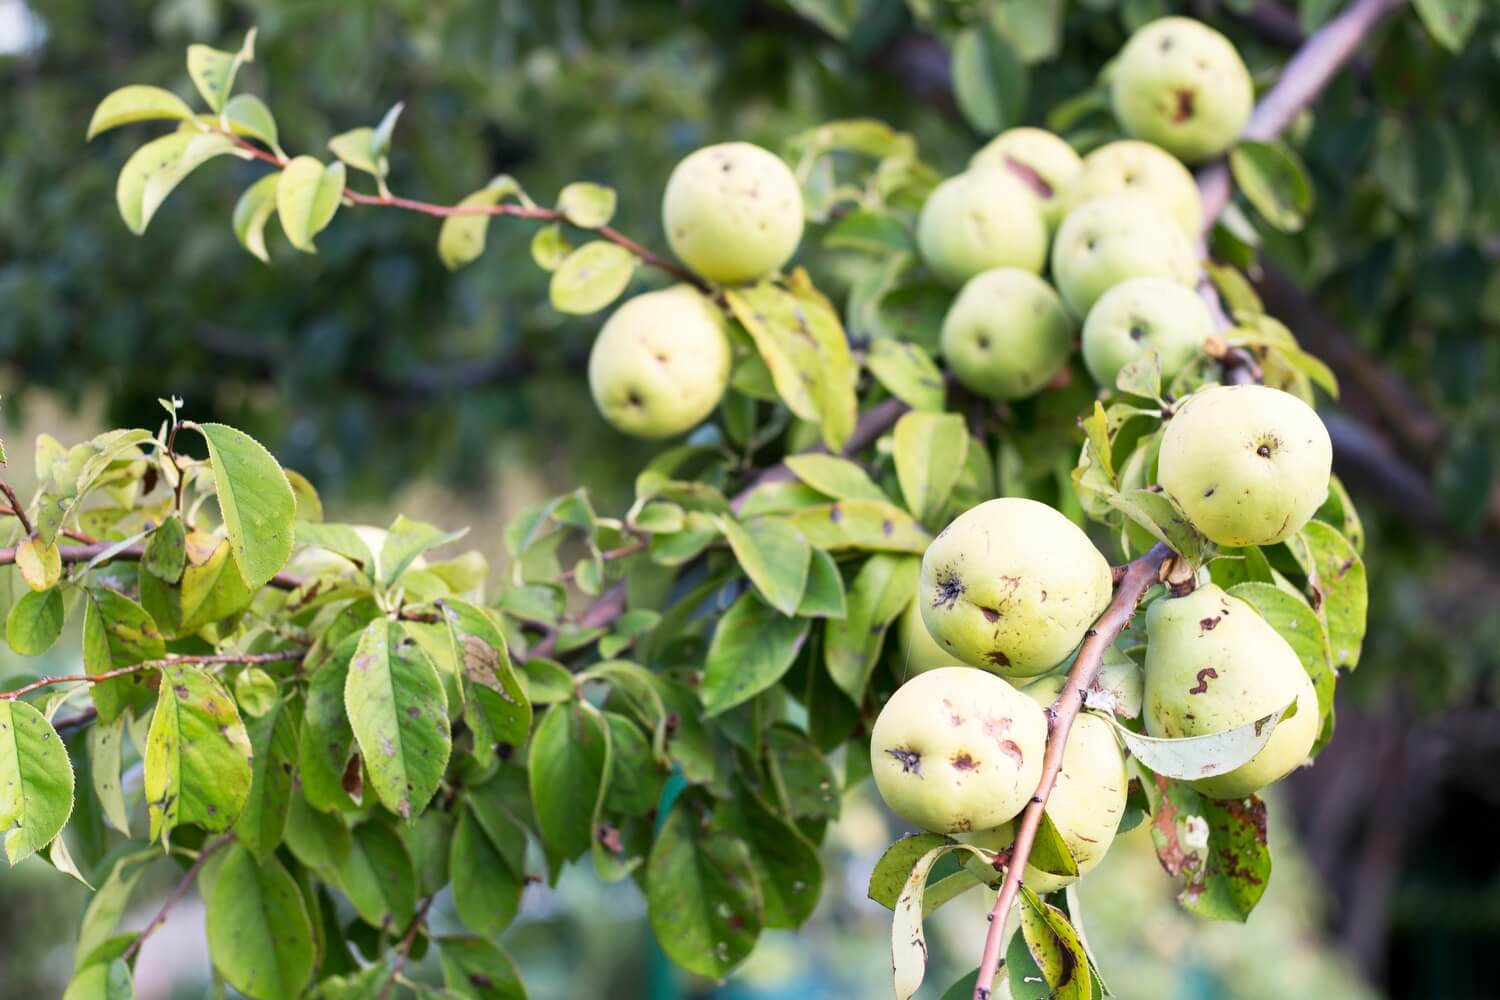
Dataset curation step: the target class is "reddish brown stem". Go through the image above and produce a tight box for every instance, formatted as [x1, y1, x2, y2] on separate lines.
[972, 543, 1175, 998]
[0, 540, 305, 591]
[0, 482, 33, 537]
[0, 649, 303, 701]
[120, 833, 234, 963]
[379, 896, 435, 1000]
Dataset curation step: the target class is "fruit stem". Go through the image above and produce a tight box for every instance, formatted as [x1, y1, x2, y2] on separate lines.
[971, 541, 1173, 1000]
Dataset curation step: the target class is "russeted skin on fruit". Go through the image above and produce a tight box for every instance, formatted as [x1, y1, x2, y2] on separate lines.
[969, 127, 1084, 232]
[1081, 275, 1215, 389]
[587, 285, 731, 438]
[870, 667, 1047, 833]
[919, 498, 1114, 677]
[1111, 17, 1254, 164]
[917, 167, 1049, 287]
[964, 673, 1128, 893]
[1063, 140, 1204, 235]
[895, 596, 954, 678]
[1144, 584, 1319, 799]
[940, 268, 1075, 401]
[661, 142, 804, 285]
[1159, 384, 1333, 546]
[1051, 193, 1200, 318]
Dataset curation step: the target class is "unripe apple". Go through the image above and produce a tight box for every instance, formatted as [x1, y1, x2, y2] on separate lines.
[919, 498, 1114, 677]
[1063, 140, 1203, 235]
[941, 268, 1074, 401]
[1158, 384, 1332, 546]
[587, 285, 731, 439]
[1081, 276, 1214, 389]
[896, 596, 956, 677]
[917, 167, 1049, 287]
[870, 667, 1047, 833]
[1111, 17, 1254, 164]
[970, 127, 1083, 232]
[1144, 584, 1319, 799]
[964, 673, 1127, 893]
[662, 142, 804, 285]
[1051, 194, 1199, 317]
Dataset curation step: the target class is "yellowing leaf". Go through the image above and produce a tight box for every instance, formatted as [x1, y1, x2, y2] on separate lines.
[276, 156, 345, 253]
[549, 241, 637, 315]
[87, 85, 195, 140]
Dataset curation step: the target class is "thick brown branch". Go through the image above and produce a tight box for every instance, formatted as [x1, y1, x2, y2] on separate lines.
[0, 649, 304, 701]
[973, 543, 1175, 998]
[120, 833, 234, 963]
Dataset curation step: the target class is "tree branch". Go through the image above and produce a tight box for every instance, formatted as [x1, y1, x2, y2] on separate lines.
[0, 482, 34, 537]
[0, 649, 304, 702]
[379, 895, 434, 1000]
[0, 539, 305, 591]
[120, 832, 234, 963]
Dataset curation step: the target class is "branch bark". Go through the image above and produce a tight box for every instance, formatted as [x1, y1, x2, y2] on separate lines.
[0, 649, 304, 701]
[972, 543, 1175, 998]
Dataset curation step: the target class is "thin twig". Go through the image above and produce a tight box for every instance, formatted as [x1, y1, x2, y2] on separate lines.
[379, 896, 435, 1000]
[972, 543, 1175, 998]
[0, 649, 303, 701]
[0, 540, 306, 591]
[121, 833, 235, 963]
[0, 481, 33, 537]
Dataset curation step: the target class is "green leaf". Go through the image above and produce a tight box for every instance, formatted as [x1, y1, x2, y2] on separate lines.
[647, 800, 763, 980]
[450, 803, 525, 936]
[344, 619, 452, 820]
[187, 29, 255, 112]
[143, 516, 188, 582]
[62, 959, 133, 1000]
[718, 516, 812, 616]
[221, 94, 279, 151]
[1298, 520, 1367, 670]
[138, 532, 256, 637]
[437, 937, 527, 1000]
[1030, 809, 1081, 877]
[1230, 140, 1314, 233]
[1228, 581, 1335, 747]
[712, 779, 823, 928]
[866, 339, 946, 412]
[380, 514, 467, 584]
[1414, 0, 1482, 50]
[798, 548, 847, 618]
[437, 175, 522, 271]
[1018, 886, 1093, 999]
[87, 715, 131, 836]
[787, 500, 930, 553]
[892, 843, 993, 1000]
[116, 132, 238, 235]
[892, 411, 968, 525]
[284, 794, 351, 877]
[276, 156, 345, 253]
[1092, 700, 1292, 782]
[549, 241, 637, 315]
[15, 536, 59, 591]
[867, 833, 955, 909]
[370, 102, 404, 162]
[784, 454, 890, 503]
[530, 223, 570, 271]
[528, 701, 608, 861]
[701, 591, 811, 716]
[0, 699, 74, 864]
[940, 971, 983, 1000]
[233, 698, 300, 858]
[951, 22, 1027, 135]
[824, 553, 920, 701]
[87, 85, 196, 139]
[297, 636, 363, 814]
[192, 422, 296, 590]
[327, 127, 381, 177]
[75, 853, 146, 968]
[82, 588, 165, 723]
[557, 181, 617, 228]
[206, 844, 315, 999]
[6, 587, 65, 656]
[232, 173, 281, 264]
[144, 663, 252, 842]
[1106, 489, 1211, 567]
[335, 820, 417, 928]
[766, 724, 841, 820]
[826, 209, 916, 254]
[441, 599, 531, 765]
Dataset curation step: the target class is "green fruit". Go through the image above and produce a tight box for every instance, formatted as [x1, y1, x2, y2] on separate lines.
[970, 127, 1084, 232]
[941, 268, 1074, 400]
[870, 667, 1047, 833]
[964, 673, 1127, 893]
[587, 285, 731, 439]
[662, 142, 804, 285]
[1144, 584, 1319, 799]
[1159, 385, 1332, 546]
[1081, 276, 1214, 389]
[1051, 194, 1199, 317]
[1111, 17, 1254, 164]
[919, 498, 1114, 677]
[917, 167, 1049, 287]
[895, 596, 956, 678]
[1064, 140, 1203, 235]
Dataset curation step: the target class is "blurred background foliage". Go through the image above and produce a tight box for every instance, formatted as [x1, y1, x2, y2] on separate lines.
[1, 0, 1498, 997]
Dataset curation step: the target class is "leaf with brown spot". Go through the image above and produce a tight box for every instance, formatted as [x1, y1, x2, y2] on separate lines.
[1017, 886, 1092, 999]
[143, 664, 251, 844]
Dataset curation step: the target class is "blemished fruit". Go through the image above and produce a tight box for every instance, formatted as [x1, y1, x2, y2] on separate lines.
[587, 285, 731, 439]
[1111, 17, 1254, 164]
[1159, 384, 1332, 546]
[917, 167, 1049, 287]
[661, 142, 804, 285]
[1051, 194, 1199, 317]
[895, 596, 955, 678]
[969, 127, 1084, 232]
[919, 498, 1114, 677]
[870, 667, 1047, 833]
[964, 673, 1128, 893]
[1081, 276, 1215, 389]
[1064, 140, 1203, 235]
[941, 268, 1074, 401]
[1144, 584, 1319, 799]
